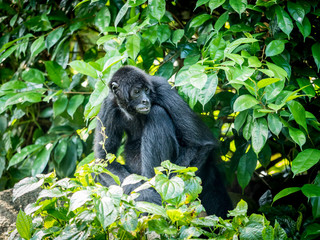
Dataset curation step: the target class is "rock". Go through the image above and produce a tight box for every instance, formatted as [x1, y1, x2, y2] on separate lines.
[0, 188, 39, 240]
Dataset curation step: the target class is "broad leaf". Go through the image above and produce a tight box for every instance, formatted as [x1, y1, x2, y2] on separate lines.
[288, 127, 306, 149]
[8, 145, 43, 169]
[45, 61, 70, 88]
[267, 113, 282, 136]
[67, 95, 84, 118]
[148, 0, 165, 22]
[94, 7, 111, 33]
[275, 6, 293, 37]
[237, 148, 257, 190]
[190, 14, 212, 28]
[265, 40, 285, 57]
[251, 118, 268, 155]
[273, 187, 301, 203]
[287, 100, 308, 133]
[287, 1, 305, 24]
[13, 177, 44, 201]
[46, 27, 64, 50]
[230, 0, 247, 16]
[257, 78, 280, 89]
[126, 35, 140, 60]
[53, 94, 68, 117]
[16, 210, 32, 240]
[21, 68, 45, 83]
[302, 184, 320, 198]
[69, 60, 98, 79]
[291, 149, 320, 176]
[233, 94, 259, 112]
[214, 11, 229, 32]
[70, 190, 92, 211]
[30, 36, 45, 58]
[209, 0, 226, 12]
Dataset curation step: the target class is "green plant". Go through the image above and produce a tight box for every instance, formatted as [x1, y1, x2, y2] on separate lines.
[12, 159, 287, 239]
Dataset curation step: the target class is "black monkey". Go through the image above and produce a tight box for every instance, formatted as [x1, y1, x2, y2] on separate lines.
[94, 66, 232, 217]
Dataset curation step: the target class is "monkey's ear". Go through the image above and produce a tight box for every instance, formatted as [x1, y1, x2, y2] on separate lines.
[111, 82, 119, 92]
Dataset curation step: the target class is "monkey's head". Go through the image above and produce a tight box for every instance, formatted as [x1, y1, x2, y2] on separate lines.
[109, 66, 154, 115]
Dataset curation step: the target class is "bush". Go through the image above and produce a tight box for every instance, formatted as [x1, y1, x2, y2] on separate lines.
[11, 160, 287, 239]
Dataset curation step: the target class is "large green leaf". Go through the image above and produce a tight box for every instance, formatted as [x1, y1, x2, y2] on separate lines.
[67, 95, 84, 118]
[69, 190, 92, 212]
[233, 94, 259, 112]
[53, 94, 68, 117]
[126, 35, 140, 60]
[30, 36, 45, 58]
[8, 144, 43, 169]
[296, 17, 311, 41]
[302, 184, 320, 198]
[230, 0, 247, 16]
[189, 14, 212, 28]
[237, 148, 257, 190]
[155, 174, 184, 201]
[115, 2, 129, 28]
[94, 7, 111, 33]
[251, 118, 268, 155]
[291, 149, 320, 176]
[45, 61, 70, 88]
[148, 0, 166, 22]
[46, 27, 64, 50]
[267, 113, 282, 136]
[287, 1, 305, 24]
[31, 144, 54, 176]
[287, 100, 308, 133]
[13, 177, 44, 201]
[273, 187, 301, 203]
[265, 40, 285, 57]
[157, 25, 171, 44]
[288, 127, 306, 149]
[275, 6, 293, 37]
[16, 210, 32, 240]
[21, 68, 45, 84]
[135, 202, 166, 217]
[209, 0, 226, 12]
[69, 60, 98, 79]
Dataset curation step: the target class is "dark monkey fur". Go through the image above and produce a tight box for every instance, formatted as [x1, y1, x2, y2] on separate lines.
[94, 66, 232, 217]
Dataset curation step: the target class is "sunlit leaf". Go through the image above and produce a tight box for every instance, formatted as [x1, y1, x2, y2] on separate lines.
[291, 149, 320, 176]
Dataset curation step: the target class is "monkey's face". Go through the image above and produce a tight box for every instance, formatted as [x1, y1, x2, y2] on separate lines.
[129, 85, 151, 114]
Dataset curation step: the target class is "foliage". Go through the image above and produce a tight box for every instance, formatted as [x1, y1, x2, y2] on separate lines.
[11, 160, 287, 240]
[1, 0, 320, 238]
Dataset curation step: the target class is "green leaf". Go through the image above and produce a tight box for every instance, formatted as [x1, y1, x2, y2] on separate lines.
[21, 68, 45, 84]
[214, 11, 229, 32]
[273, 187, 301, 203]
[209, 34, 226, 60]
[287, 100, 308, 133]
[287, 1, 305, 24]
[148, 0, 166, 22]
[157, 25, 171, 44]
[288, 127, 306, 149]
[67, 95, 84, 118]
[30, 36, 45, 58]
[5, 92, 43, 108]
[53, 95, 68, 117]
[13, 177, 44, 201]
[190, 14, 212, 28]
[230, 0, 247, 16]
[16, 210, 32, 240]
[302, 184, 320, 198]
[135, 201, 166, 216]
[209, 0, 226, 12]
[237, 147, 257, 190]
[115, 3, 129, 28]
[95, 196, 117, 229]
[266, 62, 287, 80]
[172, 29, 184, 46]
[69, 60, 98, 79]
[155, 174, 184, 200]
[54, 139, 68, 165]
[225, 38, 258, 54]
[267, 113, 282, 136]
[251, 118, 268, 155]
[31, 144, 54, 176]
[94, 7, 111, 33]
[70, 190, 92, 212]
[8, 145, 43, 169]
[126, 35, 140, 60]
[195, 0, 210, 10]
[225, 53, 244, 66]
[0, 33, 33, 53]
[198, 73, 218, 107]
[312, 42, 320, 72]
[296, 78, 315, 98]
[275, 6, 293, 37]
[264, 80, 285, 102]
[0, 80, 27, 90]
[243, 115, 254, 140]
[46, 27, 64, 50]
[0, 44, 19, 63]
[234, 110, 248, 132]
[233, 94, 259, 112]
[265, 40, 285, 57]
[257, 78, 281, 89]
[45, 61, 70, 88]
[38, 188, 64, 199]
[291, 149, 320, 176]
[189, 65, 207, 89]
[296, 17, 311, 41]
[248, 56, 262, 68]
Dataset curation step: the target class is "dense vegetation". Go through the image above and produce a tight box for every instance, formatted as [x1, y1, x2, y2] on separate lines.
[0, 0, 320, 239]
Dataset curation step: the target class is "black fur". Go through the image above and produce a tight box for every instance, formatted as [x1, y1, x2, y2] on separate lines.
[94, 66, 232, 217]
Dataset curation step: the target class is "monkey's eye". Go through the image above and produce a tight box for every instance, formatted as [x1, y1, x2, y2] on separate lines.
[145, 87, 149, 93]
[134, 89, 140, 94]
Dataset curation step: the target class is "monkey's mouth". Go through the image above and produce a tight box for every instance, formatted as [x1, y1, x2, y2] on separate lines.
[137, 106, 150, 114]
